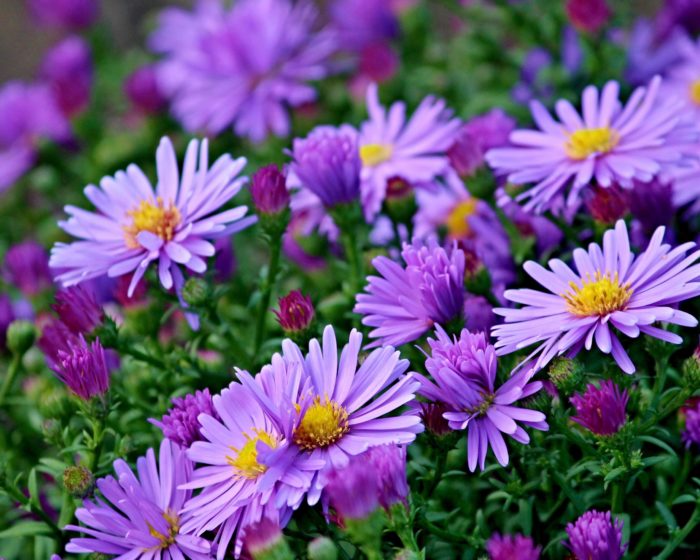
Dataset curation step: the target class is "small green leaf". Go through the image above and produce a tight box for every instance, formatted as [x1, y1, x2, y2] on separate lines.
[27, 469, 39, 508]
[0, 521, 52, 539]
[672, 494, 697, 506]
[639, 436, 676, 456]
[655, 501, 677, 529]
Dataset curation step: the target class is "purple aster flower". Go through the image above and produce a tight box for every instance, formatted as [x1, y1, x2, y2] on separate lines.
[40, 36, 92, 117]
[243, 517, 287, 558]
[52, 286, 103, 335]
[37, 317, 78, 366]
[151, 388, 220, 448]
[564, 510, 626, 560]
[330, 0, 399, 53]
[290, 125, 361, 209]
[50, 137, 255, 329]
[486, 533, 541, 560]
[50, 335, 109, 400]
[3, 240, 52, 296]
[628, 178, 675, 244]
[124, 64, 167, 115]
[493, 220, 700, 374]
[625, 20, 687, 85]
[487, 77, 699, 213]
[150, 0, 336, 143]
[28, 0, 98, 30]
[66, 439, 212, 559]
[448, 109, 516, 177]
[354, 237, 466, 347]
[681, 397, 700, 448]
[565, 0, 611, 34]
[571, 380, 628, 435]
[0, 295, 15, 349]
[250, 164, 290, 216]
[349, 43, 399, 99]
[511, 48, 553, 106]
[364, 444, 409, 510]
[416, 327, 548, 471]
[657, 0, 700, 38]
[358, 84, 462, 221]
[274, 290, 315, 334]
[323, 453, 381, 521]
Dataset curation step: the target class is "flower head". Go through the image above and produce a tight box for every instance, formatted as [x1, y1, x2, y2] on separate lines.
[584, 184, 629, 225]
[124, 64, 167, 115]
[40, 36, 92, 117]
[493, 220, 700, 374]
[565, 0, 611, 34]
[66, 439, 212, 559]
[564, 510, 626, 560]
[50, 336, 109, 400]
[150, 0, 335, 142]
[355, 237, 465, 347]
[487, 77, 698, 213]
[364, 444, 409, 509]
[323, 454, 381, 521]
[681, 397, 700, 448]
[290, 125, 361, 209]
[251, 165, 290, 216]
[416, 327, 548, 471]
[571, 380, 628, 435]
[330, 0, 399, 53]
[3, 240, 51, 296]
[50, 137, 255, 328]
[52, 286, 103, 335]
[28, 0, 99, 30]
[151, 389, 220, 448]
[486, 533, 541, 560]
[274, 290, 315, 334]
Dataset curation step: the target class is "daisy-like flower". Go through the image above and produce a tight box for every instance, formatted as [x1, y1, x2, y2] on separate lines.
[354, 237, 466, 348]
[661, 35, 700, 118]
[486, 533, 541, 560]
[358, 84, 462, 221]
[486, 77, 698, 213]
[50, 137, 255, 328]
[493, 220, 700, 374]
[570, 380, 628, 435]
[65, 439, 212, 559]
[150, 0, 335, 143]
[416, 327, 548, 471]
[564, 510, 626, 560]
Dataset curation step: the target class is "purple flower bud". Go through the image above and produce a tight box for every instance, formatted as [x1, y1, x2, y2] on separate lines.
[28, 0, 99, 31]
[274, 290, 315, 333]
[324, 453, 380, 521]
[565, 0, 611, 34]
[681, 397, 700, 448]
[38, 318, 78, 367]
[291, 125, 361, 208]
[244, 517, 287, 558]
[418, 402, 452, 437]
[51, 336, 110, 400]
[628, 178, 674, 240]
[364, 444, 409, 510]
[565, 510, 626, 560]
[570, 380, 628, 436]
[124, 65, 167, 115]
[40, 36, 92, 117]
[4, 241, 51, 296]
[151, 389, 219, 448]
[52, 286, 103, 335]
[250, 164, 290, 215]
[486, 533, 541, 560]
[584, 184, 628, 225]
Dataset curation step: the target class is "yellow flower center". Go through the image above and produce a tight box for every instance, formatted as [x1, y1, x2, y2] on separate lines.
[360, 143, 393, 167]
[446, 199, 478, 238]
[465, 393, 495, 416]
[293, 396, 349, 451]
[124, 197, 181, 249]
[147, 509, 180, 549]
[565, 127, 620, 160]
[563, 272, 632, 317]
[227, 430, 278, 480]
[689, 79, 700, 105]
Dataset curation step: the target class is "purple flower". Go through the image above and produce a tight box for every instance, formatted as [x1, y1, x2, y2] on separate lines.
[681, 397, 700, 448]
[486, 533, 541, 560]
[243, 517, 286, 557]
[50, 137, 255, 329]
[364, 444, 409, 510]
[40, 36, 92, 117]
[37, 318, 77, 366]
[50, 336, 109, 400]
[487, 77, 699, 213]
[0, 295, 15, 349]
[584, 184, 629, 225]
[493, 220, 700, 374]
[330, 0, 399, 53]
[416, 327, 548, 471]
[3, 240, 51, 296]
[657, 0, 700, 38]
[659, 35, 700, 119]
[290, 125, 361, 209]
[52, 286, 103, 335]
[565, 0, 611, 33]
[628, 178, 674, 242]
[464, 295, 497, 333]
[564, 510, 626, 560]
[511, 48, 553, 105]
[66, 439, 212, 559]
[151, 389, 220, 448]
[250, 164, 290, 216]
[274, 290, 315, 333]
[359, 84, 461, 220]
[150, 0, 335, 143]
[571, 380, 628, 435]
[324, 454, 381, 521]
[625, 20, 687, 85]
[354, 237, 466, 347]
[28, 0, 98, 30]
[124, 64, 167, 115]
[448, 109, 516, 177]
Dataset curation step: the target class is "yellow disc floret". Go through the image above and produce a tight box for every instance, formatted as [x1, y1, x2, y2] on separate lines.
[227, 430, 277, 479]
[147, 508, 180, 549]
[293, 396, 349, 451]
[124, 197, 181, 248]
[690, 79, 700, 105]
[360, 143, 393, 167]
[565, 127, 620, 160]
[445, 199, 478, 238]
[563, 272, 632, 317]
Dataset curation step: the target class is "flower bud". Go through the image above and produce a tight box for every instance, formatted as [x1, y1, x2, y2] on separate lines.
[274, 290, 315, 342]
[53, 286, 104, 335]
[63, 465, 95, 498]
[182, 278, 211, 307]
[566, 0, 611, 34]
[244, 517, 293, 560]
[548, 358, 583, 396]
[6, 320, 37, 356]
[571, 380, 628, 436]
[584, 184, 628, 225]
[682, 348, 700, 391]
[308, 537, 338, 560]
[124, 65, 167, 114]
[251, 165, 290, 216]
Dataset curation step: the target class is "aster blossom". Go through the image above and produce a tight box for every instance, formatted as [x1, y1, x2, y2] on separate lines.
[416, 327, 548, 471]
[570, 380, 628, 435]
[50, 336, 109, 400]
[564, 510, 626, 560]
[681, 397, 700, 448]
[150, 0, 336, 143]
[486, 77, 698, 213]
[354, 237, 466, 348]
[50, 137, 255, 328]
[3, 240, 52, 296]
[151, 388, 220, 448]
[65, 439, 212, 559]
[486, 533, 541, 560]
[493, 220, 700, 374]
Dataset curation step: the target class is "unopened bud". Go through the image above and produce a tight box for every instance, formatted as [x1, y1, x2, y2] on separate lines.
[307, 536, 338, 560]
[548, 358, 583, 396]
[182, 278, 211, 307]
[63, 465, 95, 498]
[6, 320, 37, 356]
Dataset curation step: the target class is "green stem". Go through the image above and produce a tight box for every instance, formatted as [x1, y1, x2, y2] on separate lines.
[611, 481, 623, 514]
[655, 502, 700, 560]
[253, 235, 282, 357]
[648, 357, 670, 414]
[87, 412, 105, 473]
[0, 354, 22, 407]
[425, 451, 447, 497]
[340, 230, 363, 297]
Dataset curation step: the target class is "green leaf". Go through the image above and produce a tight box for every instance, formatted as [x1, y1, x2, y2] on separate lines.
[655, 501, 677, 529]
[672, 494, 697, 506]
[0, 521, 52, 539]
[604, 467, 626, 485]
[639, 436, 676, 456]
[27, 468, 39, 508]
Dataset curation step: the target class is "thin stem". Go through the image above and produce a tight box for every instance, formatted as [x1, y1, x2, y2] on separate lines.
[611, 482, 623, 514]
[425, 451, 447, 497]
[648, 356, 670, 415]
[341, 230, 363, 297]
[87, 415, 105, 473]
[253, 235, 282, 358]
[655, 502, 700, 560]
[0, 354, 22, 407]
